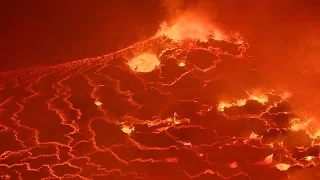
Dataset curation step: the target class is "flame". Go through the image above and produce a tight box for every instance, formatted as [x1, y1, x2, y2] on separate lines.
[290, 117, 320, 139]
[121, 125, 135, 135]
[247, 93, 268, 104]
[275, 163, 291, 171]
[290, 118, 311, 131]
[236, 99, 247, 106]
[156, 14, 227, 42]
[305, 156, 313, 161]
[217, 91, 270, 112]
[178, 61, 186, 67]
[94, 101, 102, 106]
[217, 102, 233, 112]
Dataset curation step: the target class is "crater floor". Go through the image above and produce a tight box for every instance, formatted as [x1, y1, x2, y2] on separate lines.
[0, 35, 319, 180]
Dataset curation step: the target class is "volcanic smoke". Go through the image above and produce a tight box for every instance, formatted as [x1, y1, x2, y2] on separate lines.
[0, 2, 319, 180]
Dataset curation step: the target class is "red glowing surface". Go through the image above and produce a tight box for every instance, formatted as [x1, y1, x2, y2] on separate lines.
[1, 7, 320, 180]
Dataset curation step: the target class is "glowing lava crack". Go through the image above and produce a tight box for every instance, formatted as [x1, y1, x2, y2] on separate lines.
[0, 17, 319, 180]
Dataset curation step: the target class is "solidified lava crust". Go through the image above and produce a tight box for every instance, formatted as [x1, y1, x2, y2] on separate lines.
[0, 34, 319, 180]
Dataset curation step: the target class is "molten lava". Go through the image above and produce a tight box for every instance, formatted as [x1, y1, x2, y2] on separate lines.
[128, 53, 160, 72]
[0, 11, 319, 180]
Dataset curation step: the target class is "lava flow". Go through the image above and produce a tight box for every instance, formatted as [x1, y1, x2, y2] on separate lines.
[0, 13, 319, 180]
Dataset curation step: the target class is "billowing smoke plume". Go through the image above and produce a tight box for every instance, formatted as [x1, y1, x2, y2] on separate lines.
[160, 0, 218, 23]
[159, 0, 320, 120]
[160, 0, 188, 18]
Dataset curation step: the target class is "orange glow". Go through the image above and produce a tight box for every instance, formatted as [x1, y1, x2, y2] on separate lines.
[121, 125, 135, 135]
[263, 154, 273, 164]
[128, 53, 160, 72]
[156, 14, 227, 42]
[229, 162, 238, 168]
[290, 117, 320, 139]
[275, 163, 291, 171]
[290, 118, 311, 131]
[217, 91, 270, 112]
[94, 101, 102, 106]
[166, 112, 190, 125]
[247, 93, 268, 104]
[249, 132, 259, 140]
[217, 101, 233, 112]
[305, 156, 313, 161]
[178, 61, 186, 67]
[1, 2, 320, 179]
